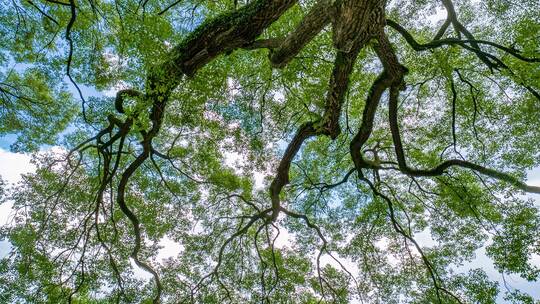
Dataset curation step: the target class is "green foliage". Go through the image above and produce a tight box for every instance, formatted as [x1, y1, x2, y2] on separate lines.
[0, 68, 76, 151]
[1, 0, 539, 303]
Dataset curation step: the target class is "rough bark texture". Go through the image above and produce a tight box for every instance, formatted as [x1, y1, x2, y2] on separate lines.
[153, 0, 298, 95]
[332, 0, 386, 52]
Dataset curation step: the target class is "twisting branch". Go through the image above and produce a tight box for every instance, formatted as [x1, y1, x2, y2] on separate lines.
[350, 32, 408, 172]
[77, 1, 302, 302]
[269, 48, 367, 220]
[64, 0, 90, 122]
[241, 0, 336, 68]
[269, 0, 388, 220]
[386, 20, 540, 66]
[349, 27, 540, 195]
[269, 122, 317, 221]
[116, 139, 163, 304]
[387, 83, 540, 194]
[93, 138, 127, 299]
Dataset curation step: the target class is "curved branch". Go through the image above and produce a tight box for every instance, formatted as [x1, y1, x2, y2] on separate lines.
[350, 71, 393, 171]
[386, 20, 540, 64]
[383, 19, 540, 193]
[350, 32, 407, 172]
[269, 46, 367, 221]
[64, 0, 89, 122]
[269, 122, 317, 220]
[116, 147, 162, 303]
[114, 89, 142, 114]
[387, 84, 540, 194]
[268, 3, 392, 219]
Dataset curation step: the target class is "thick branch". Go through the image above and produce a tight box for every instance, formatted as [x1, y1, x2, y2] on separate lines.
[268, 0, 333, 68]
[269, 49, 366, 221]
[269, 122, 317, 220]
[350, 33, 407, 171]
[269, 0, 388, 220]
[350, 71, 392, 170]
[157, 0, 298, 85]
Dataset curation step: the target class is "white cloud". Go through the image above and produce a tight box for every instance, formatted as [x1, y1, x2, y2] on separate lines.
[157, 236, 184, 262]
[0, 148, 35, 258]
[0, 148, 34, 185]
[103, 81, 129, 97]
[527, 167, 540, 183]
[0, 148, 35, 225]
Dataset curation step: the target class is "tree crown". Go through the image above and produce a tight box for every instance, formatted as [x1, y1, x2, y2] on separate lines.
[0, 0, 539, 302]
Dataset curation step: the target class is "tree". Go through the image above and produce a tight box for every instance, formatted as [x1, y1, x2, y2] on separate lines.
[0, 0, 539, 302]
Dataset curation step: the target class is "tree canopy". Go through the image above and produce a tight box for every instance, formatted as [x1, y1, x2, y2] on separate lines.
[1, 0, 540, 302]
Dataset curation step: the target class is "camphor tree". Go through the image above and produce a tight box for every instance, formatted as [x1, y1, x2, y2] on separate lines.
[0, 0, 540, 302]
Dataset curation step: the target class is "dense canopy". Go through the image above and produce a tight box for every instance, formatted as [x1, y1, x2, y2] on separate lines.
[1, 0, 540, 302]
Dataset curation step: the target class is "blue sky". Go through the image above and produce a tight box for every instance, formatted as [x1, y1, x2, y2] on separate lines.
[1, 11, 539, 298]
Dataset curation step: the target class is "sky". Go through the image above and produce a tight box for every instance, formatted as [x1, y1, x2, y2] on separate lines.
[0, 3, 538, 301]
